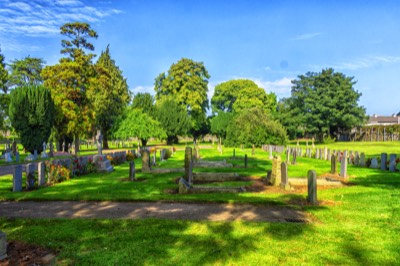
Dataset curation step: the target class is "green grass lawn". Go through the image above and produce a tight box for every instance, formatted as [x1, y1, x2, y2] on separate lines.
[1, 141, 400, 265]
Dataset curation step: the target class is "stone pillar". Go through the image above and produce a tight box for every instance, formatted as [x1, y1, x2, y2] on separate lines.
[244, 154, 248, 168]
[285, 148, 290, 164]
[331, 155, 337, 174]
[271, 156, 282, 186]
[15, 151, 19, 163]
[389, 154, 397, 172]
[381, 153, 388, 170]
[0, 231, 6, 260]
[327, 149, 331, 161]
[280, 162, 290, 190]
[129, 161, 136, 181]
[269, 146, 273, 159]
[38, 162, 46, 186]
[188, 160, 193, 185]
[184, 147, 192, 180]
[141, 150, 151, 172]
[324, 147, 328, 160]
[96, 130, 103, 155]
[13, 165, 22, 192]
[307, 170, 317, 205]
[292, 150, 297, 165]
[340, 151, 348, 178]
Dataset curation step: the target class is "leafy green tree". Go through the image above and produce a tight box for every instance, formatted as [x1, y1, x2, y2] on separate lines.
[155, 97, 190, 144]
[42, 22, 98, 153]
[275, 97, 305, 139]
[225, 108, 287, 147]
[210, 111, 234, 140]
[8, 57, 45, 87]
[288, 68, 366, 142]
[114, 108, 166, 146]
[9, 85, 55, 153]
[88, 45, 130, 149]
[154, 58, 210, 141]
[211, 79, 276, 114]
[131, 92, 155, 117]
[0, 47, 7, 93]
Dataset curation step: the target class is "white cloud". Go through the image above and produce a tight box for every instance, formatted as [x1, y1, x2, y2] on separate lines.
[130, 85, 154, 95]
[0, 0, 122, 37]
[308, 55, 400, 71]
[290, 32, 322, 41]
[253, 77, 293, 98]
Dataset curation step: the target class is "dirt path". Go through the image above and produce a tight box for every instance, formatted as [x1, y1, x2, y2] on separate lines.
[0, 201, 308, 222]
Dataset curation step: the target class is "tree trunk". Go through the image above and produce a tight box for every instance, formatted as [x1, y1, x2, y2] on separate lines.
[103, 132, 109, 150]
[141, 139, 148, 147]
[74, 134, 80, 154]
[57, 139, 63, 152]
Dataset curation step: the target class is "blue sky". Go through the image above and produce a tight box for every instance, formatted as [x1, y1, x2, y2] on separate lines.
[1, 0, 399, 115]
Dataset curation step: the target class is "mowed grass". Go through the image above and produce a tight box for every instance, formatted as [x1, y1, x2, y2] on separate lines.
[0, 141, 400, 265]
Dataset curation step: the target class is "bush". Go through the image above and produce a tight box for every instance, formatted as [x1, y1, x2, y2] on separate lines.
[72, 156, 97, 176]
[126, 152, 136, 161]
[46, 162, 71, 184]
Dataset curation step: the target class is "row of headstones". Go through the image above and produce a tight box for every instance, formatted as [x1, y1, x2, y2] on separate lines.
[263, 145, 285, 158]
[12, 162, 46, 192]
[267, 156, 317, 204]
[141, 148, 171, 172]
[104, 151, 127, 163]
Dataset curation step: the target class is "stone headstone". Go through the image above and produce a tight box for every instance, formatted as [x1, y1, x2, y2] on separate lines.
[292, 150, 297, 165]
[141, 150, 151, 172]
[4, 152, 12, 162]
[0, 231, 6, 260]
[280, 162, 290, 190]
[370, 158, 379, 169]
[354, 152, 360, 165]
[96, 129, 103, 155]
[360, 152, 366, 167]
[13, 165, 22, 192]
[327, 149, 331, 161]
[269, 146, 273, 159]
[340, 151, 347, 178]
[271, 156, 282, 186]
[331, 155, 337, 174]
[38, 162, 46, 186]
[49, 142, 54, 157]
[381, 153, 388, 170]
[188, 160, 193, 185]
[33, 149, 38, 160]
[15, 151, 19, 163]
[244, 154, 248, 168]
[307, 170, 317, 205]
[315, 149, 319, 159]
[26, 163, 35, 190]
[285, 148, 290, 163]
[184, 147, 192, 180]
[324, 147, 328, 160]
[129, 161, 136, 181]
[389, 154, 396, 172]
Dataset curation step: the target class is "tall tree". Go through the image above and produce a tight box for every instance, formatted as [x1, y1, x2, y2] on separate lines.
[211, 79, 276, 114]
[154, 97, 190, 144]
[210, 111, 234, 141]
[131, 92, 155, 117]
[8, 57, 45, 87]
[114, 108, 166, 147]
[0, 48, 9, 130]
[0, 47, 7, 93]
[154, 58, 210, 141]
[9, 85, 55, 153]
[288, 68, 366, 142]
[42, 22, 98, 153]
[88, 45, 130, 149]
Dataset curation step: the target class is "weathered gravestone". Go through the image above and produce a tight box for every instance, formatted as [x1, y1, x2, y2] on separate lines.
[271, 156, 282, 186]
[26, 163, 35, 190]
[13, 165, 22, 192]
[280, 162, 290, 190]
[285, 148, 290, 164]
[11, 140, 17, 156]
[370, 158, 379, 169]
[0, 231, 6, 260]
[96, 130, 103, 155]
[15, 151, 19, 163]
[188, 160, 193, 185]
[49, 142, 54, 157]
[360, 152, 366, 167]
[307, 170, 317, 205]
[141, 150, 151, 172]
[129, 161, 136, 181]
[327, 149, 331, 161]
[4, 152, 12, 162]
[389, 154, 397, 172]
[269, 146, 273, 159]
[340, 151, 347, 178]
[292, 150, 297, 165]
[38, 162, 46, 186]
[184, 147, 192, 180]
[381, 153, 387, 170]
[33, 149, 38, 160]
[331, 155, 337, 174]
[354, 152, 360, 165]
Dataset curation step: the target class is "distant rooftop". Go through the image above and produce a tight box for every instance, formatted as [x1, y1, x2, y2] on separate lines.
[367, 114, 400, 126]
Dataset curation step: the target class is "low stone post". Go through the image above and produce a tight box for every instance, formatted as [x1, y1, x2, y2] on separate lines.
[360, 152, 366, 167]
[141, 150, 151, 172]
[129, 161, 136, 181]
[244, 154, 248, 168]
[381, 153, 387, 170]
[38, 162, 46, 186]
[15, 151, 19, 163]
[307, 170, 317, 205]
[331, 155, 337, 174]
[188, 160, 193, 185]
[340, 151, 348, 178]
[13, 165, 22, 192]
[271, 156, 282, 186]
[269, 145, 273, 159]
[184, 147, 192, 180]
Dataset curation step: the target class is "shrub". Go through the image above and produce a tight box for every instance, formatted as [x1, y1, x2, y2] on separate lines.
[72, 156, 97, 176]
[126, 152, 136, 161]
[46, 162, 71, 184]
